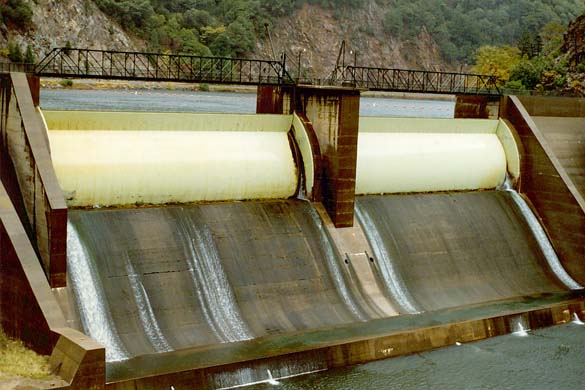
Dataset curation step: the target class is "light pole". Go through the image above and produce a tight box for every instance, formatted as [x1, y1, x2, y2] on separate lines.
[297, 48, 306, 82]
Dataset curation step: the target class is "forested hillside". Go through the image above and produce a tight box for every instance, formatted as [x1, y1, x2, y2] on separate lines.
[1, 0, 584, 74]
[91, 0, 583, 64]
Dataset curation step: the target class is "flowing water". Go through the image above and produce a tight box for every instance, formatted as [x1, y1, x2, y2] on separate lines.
[176, 213, 253, 343]
[498, 177, 582, 290]
[66, 221, 128, 362]
[124, 255, 173, 352]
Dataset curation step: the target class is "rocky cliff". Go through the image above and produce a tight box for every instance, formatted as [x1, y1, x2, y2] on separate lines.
[255, 2, 444, 77]
[1, 0, 138, 60]
[2, 0, 443, 73]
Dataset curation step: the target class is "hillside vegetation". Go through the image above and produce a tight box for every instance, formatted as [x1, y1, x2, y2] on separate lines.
[91, 0, 583, 65]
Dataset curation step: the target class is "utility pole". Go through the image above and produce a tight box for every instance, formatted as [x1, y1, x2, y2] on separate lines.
[264, 23, 277, 61]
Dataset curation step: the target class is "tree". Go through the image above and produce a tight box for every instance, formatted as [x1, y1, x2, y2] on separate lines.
[7, 42, 23, 63]
[0, 0, 33, 30]
[24, 44, 35, 64]
[471, 45, 521, 86]
[508, 60, 541, 89]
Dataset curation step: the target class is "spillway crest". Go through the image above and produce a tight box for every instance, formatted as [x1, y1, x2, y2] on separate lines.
[67, 200, 363, 361]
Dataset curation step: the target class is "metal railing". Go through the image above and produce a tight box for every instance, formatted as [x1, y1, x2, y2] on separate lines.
[0, 62, 35, 73]
[35, 48, 295, 86]
[5, 47, 503, 96]
[329, 66, 501, 96]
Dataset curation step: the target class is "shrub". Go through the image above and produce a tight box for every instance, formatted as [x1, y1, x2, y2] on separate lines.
[7, 41, 23, 63]
[59, 79, 74, 88]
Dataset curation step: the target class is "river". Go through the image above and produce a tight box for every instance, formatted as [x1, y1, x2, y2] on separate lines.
[249, 322, 585, 389]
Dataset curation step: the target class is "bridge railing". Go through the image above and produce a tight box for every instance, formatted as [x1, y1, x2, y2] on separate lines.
[36, 48, 295, 85]
[330, 66, 500, 95]
[0, 62, 35, 73]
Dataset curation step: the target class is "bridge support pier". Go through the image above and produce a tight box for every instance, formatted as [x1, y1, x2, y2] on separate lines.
[257, 86, 360, 228]
[455, 95, 501, 119]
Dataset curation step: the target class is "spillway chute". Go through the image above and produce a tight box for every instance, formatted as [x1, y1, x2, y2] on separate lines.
[67, 221, 129, 362]
[498, 177, 583, 291]
[175, 210, 253, 343]
[354, 201, 420, 315]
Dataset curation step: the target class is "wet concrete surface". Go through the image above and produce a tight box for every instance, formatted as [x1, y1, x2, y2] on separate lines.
[355, 191, 566, 313]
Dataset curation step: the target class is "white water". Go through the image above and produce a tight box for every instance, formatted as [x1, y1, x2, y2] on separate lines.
[354, 202, 419, 314]
[308, 206, 366, 321]
[267, 370, 280, 385]
[124, 255, 173, 352]
[67, 221, 128, 362]
[214, 361, 327, 389]
[498, 177, 583, 290]
[179, 215, 253, 343]
[513, 318, 530, 337]
[572, 313, 584, 325]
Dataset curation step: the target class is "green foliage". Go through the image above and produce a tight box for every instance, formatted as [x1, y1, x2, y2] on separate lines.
[0, 0, 33, 30]
[509, 60, 542, 89]
[381, 0, 582, 63]
[7, 41, 23, 63]
[93, 0, 582, 68]
[59, 79, 74, 88]
[24, 44, 35, 64]
[471, 45, 521, 86]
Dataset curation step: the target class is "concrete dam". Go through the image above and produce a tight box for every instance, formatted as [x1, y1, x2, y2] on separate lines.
[1, 74, 585, 389]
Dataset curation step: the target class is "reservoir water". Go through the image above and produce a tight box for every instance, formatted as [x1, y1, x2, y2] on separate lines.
[40, 89, 455, 117]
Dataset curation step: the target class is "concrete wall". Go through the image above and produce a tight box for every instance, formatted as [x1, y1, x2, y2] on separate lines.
[502, 96, 585, 285]
[0, 178, 105, 388]
[0, 73, 67, 287]
[517, 96, 585, 117]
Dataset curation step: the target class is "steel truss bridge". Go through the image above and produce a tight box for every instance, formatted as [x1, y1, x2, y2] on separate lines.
[16, 47, 500, 96]
[328, 65, 500, 96]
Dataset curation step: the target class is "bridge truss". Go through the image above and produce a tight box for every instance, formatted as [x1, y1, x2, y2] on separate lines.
[20, 46, 502, 96]
[329, 66, 500, 96]
[35, 48, 295, 86]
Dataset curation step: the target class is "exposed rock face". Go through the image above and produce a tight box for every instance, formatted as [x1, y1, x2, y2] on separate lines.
[255, 3, 445, 78]
[0, 0, 138, 60]
[562, 14, 585, 69]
